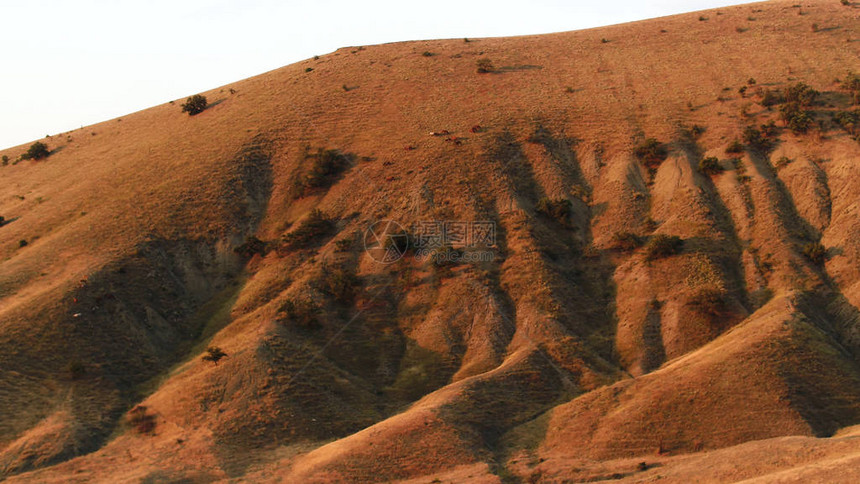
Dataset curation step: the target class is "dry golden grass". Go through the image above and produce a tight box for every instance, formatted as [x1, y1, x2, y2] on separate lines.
[3, 0, 860, 481]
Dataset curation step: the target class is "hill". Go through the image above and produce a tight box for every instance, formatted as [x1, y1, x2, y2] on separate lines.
[2, 0, 860, 481]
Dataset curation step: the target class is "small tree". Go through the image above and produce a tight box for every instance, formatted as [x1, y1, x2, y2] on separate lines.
[202, 346, 228, 365]
[21, 142, 50, 160]
[181, 94, 208, 115]
[698, 156, 723, 175]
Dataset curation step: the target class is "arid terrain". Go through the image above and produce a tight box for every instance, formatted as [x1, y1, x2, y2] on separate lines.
[2, 0, 860, 482]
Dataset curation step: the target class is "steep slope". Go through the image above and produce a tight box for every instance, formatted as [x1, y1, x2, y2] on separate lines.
[2, 0, 860, 481]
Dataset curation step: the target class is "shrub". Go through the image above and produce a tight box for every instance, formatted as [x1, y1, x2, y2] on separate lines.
[842, 72, 860, 96]
[610, 232, 644, 251]
[282, 209, 333, 249]
[202, 346, 227, 365]
[748, 78, 757, 85]
[743, 125, 775, 152]
[780, 103, 813, 134]
[834, 110, 860, 134]
[278, 298, 320, 328]
[698, 156, 723, 175]
[803, 242, 826, 265]
[536, 197, 573, 226]
[181, 94, 208, 115]
[476, 58, 494, 73]
[21, 142, 50, 160]
[760, 120, 779, 138]
[759, 89, 783, 107]
[774, 156, 793, 169]
[784, 82, 819, 106]
[303, 148, 353, 191]
[1, 155, 8, 165]
[726, 140, 745, 155]
[422, 51, 435, 57]
[645, 234, 684, 260]
[690, 124, 706, 138]
[234, 236, 266, 258]
[320, 265, 360, 302]
[634, 138, 668, 168]
[738, 86, 747, 97]
[689, 286, 729, 316]
[128, 406, 156, 434]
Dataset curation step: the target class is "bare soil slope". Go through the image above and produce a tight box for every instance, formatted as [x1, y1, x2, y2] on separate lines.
[2, 0, 860, 481]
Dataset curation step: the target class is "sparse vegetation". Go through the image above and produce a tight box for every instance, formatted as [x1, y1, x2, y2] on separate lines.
[699, 156, 723, 175]
[634, 138, 668, 168]
[320, 265, 360, 303]
[476, 58, 495, 73]
[834, 110, 860, 134]
[536, 197, 573, 226]
[303, 148, 354, 192]
[21, 142, 50, 160]
[202, 346, 227, 365]
[611, 232, 644, 251]
[726, 140, 745, 155]
[743, 125, 775, 152]
[689, 286, 730, 316]
[774, 156, 793, 169]
[128, 406, 156, 434]
[803, 242, 827, 265]
[759, 89, 783, 107]
[234, 236, 266, 258]
[645, 234, 684, 260]
[278, 298, 320, 328]
[1, 155, 8, 165]
[281, 209, 333, 249]
[180, 94, 208, 115]
[783, 82, 819, 106]
[780, 102, 814, 134]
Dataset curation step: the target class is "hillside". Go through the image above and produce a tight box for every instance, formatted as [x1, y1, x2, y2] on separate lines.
[2, 0, 860, 481]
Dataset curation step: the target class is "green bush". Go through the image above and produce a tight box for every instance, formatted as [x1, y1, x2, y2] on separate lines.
[634, 138, 669, 168]
[802, 242, 826, 265]
[743, 125, 775, 152]
[536, 197, 573, 226]
[834, 110, 860, 134]
[21, 142, 50, 160]
[784, 82, 819, 106]
[645, 234, 684, 260]
[780, 103, 813, 134]
[1, 155, 8, 165]
[698, 156, 723, 175]
[181, 94, 208, 115]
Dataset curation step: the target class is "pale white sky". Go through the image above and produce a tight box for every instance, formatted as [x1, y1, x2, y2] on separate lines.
[0, 0, 752, 149]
